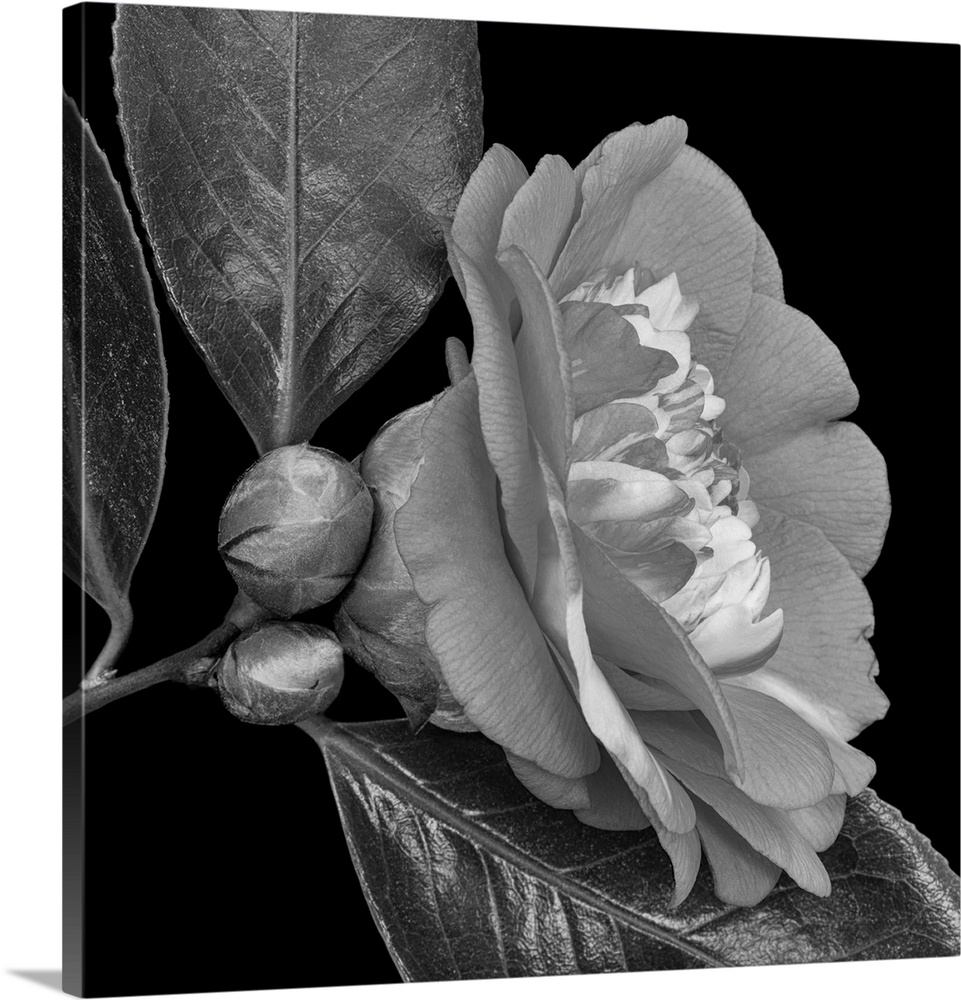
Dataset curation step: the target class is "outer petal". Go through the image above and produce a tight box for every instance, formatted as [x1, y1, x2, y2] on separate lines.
[596, 657, 695, 711]
[657, 753, 831, 898]
[550, 118, 689, 295]
[788, 794, 847, 852]
[609, 145, 758, 335]
[571, 521, 743, 777]
[505, 752, 592, 811]
[658, 826, 702, 908]
[737, 508, 889, 742]
[572, 528, 835, 810]
[825, 736, 875, 797]
[497, 245, 574, 481]
[631, 711, 727, 779]
[449, 245, 540, 594]
[720, 686, 835, 810]
[752, 222, 784, 302]
[498, 154, 578, 280]
[556, 131, 757, 340]
[575, 745, 652, 831]
[710, 294, 860, 455]
[394, 375, 598, 779]
[533, 445, 696, 835]
[450, 143, 528, 311]
[746, 422, 890, 578]
[694, 797, 782, 907]
[636, 695, 834, 812]
[576, 749, 701, 908]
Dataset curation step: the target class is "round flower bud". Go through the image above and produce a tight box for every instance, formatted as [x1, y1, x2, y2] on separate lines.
[217, 621, 344, 725]
[218, 444, 373, 616]
[338, 401, 473, 732]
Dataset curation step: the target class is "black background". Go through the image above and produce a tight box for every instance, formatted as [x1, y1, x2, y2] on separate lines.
[64, 4, 959, 995]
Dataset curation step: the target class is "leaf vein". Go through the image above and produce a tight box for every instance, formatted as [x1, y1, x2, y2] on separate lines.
[154, 90, 283, 293]
[150, 175, 278, 359]
[231, 8, 292, 76]
[174, 8, 285, 145]
[299, 111, 436, 268]
[478, 852, 510, 976]
[412, 812, 461, 973]
[299, 34, 418, 144]
[296, 214, 415, 364]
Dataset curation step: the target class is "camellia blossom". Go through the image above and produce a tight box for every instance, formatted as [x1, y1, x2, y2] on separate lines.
[560, 266, 783, 679]
[392, 117, 890, 906]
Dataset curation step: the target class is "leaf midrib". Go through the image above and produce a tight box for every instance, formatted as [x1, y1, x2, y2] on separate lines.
[274, 10, 300, 452]
[321, 721, 728, 969]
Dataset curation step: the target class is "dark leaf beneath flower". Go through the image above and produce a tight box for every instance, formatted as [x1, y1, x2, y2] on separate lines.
[62, 94, 168, 656]
[305, 719, 960, 979]
[113, 6, 482, 452]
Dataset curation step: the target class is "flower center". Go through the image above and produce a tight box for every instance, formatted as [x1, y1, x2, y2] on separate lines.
[561, 266, 783, 677]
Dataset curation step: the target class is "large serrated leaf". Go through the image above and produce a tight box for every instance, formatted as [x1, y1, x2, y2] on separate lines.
[112, 5, 482, 453]
[305, 718, 960, 978]
[63, 93, 168, 672]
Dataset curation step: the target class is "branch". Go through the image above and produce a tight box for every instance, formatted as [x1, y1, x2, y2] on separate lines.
[63, 590, 267, 726]
[82, 597, 133, 688]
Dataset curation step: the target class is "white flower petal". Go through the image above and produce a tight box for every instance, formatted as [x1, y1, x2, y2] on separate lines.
[690, 604, 784, 677]
[701, 394, 726, 421]
[699, 516, 756, 576]
[737, 499, 759, 527]
[568, 464, 688, 522]
[622, 316, 692, 394]
[636, 272, 699, 332]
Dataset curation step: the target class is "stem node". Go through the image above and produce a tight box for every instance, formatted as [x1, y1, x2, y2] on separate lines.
[63, 592, 270, 726]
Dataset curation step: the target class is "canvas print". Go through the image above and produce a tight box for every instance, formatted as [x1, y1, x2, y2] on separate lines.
[63, 2, 960, 996]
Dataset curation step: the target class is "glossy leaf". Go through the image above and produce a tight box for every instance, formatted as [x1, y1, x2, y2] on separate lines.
[62, 93, 168, 675]
[113, 6, 483, 452]
[306, 719, 960, 979]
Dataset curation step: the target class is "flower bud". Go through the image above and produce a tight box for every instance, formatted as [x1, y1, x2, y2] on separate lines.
[218, 444, 373, 616]
[217, 621, 344, 725]
[338, 400, 473, 732]
[344, 403, 433, 646]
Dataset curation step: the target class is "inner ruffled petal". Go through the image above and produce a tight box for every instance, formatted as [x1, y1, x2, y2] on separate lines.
[568, 463, 690, 522]
[572, 401, 661, 464]
[635, 271, 700, 331]
[689, 604, 784, 678]
[561, 300, 679, 413]
[560, 265, 785, 683]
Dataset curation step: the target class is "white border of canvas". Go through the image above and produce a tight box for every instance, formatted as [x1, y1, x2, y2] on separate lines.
[2, 3, 958, 1000]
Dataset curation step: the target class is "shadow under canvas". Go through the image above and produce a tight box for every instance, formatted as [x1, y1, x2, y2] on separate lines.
[8, 971, 63, 993]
